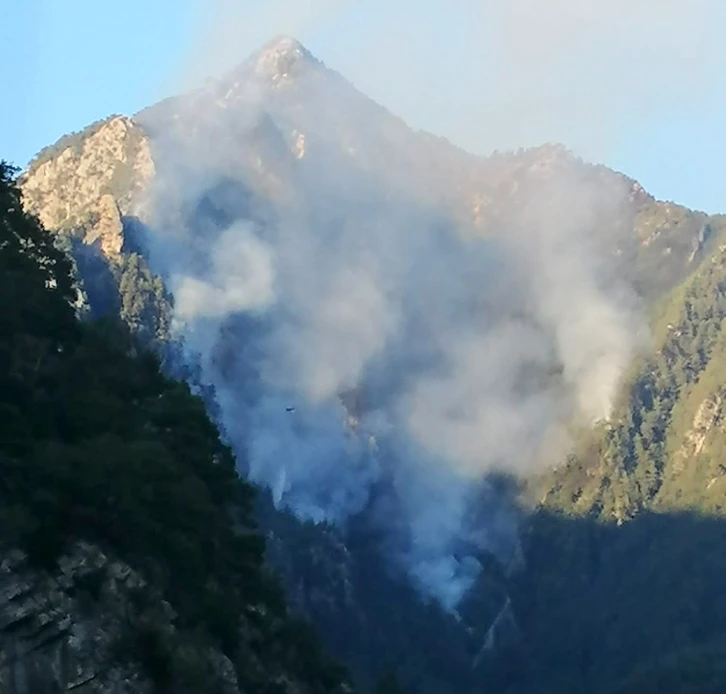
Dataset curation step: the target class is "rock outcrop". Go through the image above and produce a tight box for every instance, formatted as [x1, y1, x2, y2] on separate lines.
[683, 391, 725, 458]
[21, 116, 154, 232]
[0, 542, 238, 694]
[82, 194, 125, 260]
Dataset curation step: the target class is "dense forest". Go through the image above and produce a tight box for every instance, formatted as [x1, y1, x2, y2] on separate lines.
[503, 218, 726, 693]
[0, 160, 355, 693]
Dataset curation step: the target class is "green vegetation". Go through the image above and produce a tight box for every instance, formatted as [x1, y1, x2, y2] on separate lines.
[260, 499, 495, 694]
[0, 160, 352, 693]
[503, 223, 726, 693]
[117, 251, 172, 342]
[17, 101, 726, 693]
[532, 227, 726, 519]
[498, 509, 726, 693]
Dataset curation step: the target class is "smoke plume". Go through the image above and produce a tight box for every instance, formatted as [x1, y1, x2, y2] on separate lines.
[137, 34, 648, 609]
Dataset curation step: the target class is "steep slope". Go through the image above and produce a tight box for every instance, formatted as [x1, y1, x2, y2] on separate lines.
[22, 38, 715, 306]
[18, 116, 490, 694]
[499, 225, 726, 693]
[0, 161, 353, 693]
[531, 231, 726, 519]
[16, 35, 726, 694]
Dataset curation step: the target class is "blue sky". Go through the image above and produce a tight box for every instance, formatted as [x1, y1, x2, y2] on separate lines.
[2, 0, 198, 167]
[3, 0, 725, 213]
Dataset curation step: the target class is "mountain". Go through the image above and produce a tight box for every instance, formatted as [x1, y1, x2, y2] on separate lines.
[15, 35, 726, 694]
[0, 161, 353, 693]
[507, 225, 726, 691]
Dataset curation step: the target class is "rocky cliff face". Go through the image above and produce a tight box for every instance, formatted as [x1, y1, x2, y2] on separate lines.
[22, 116, 153, 228]
[0, 542, 238, 694]
[81, 195, 125, 259]
[21, 116, 153, 268]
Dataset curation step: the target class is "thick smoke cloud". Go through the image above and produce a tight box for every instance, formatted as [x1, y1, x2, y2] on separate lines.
[138, 30, 649, 608]
[173, 223, 276, 320]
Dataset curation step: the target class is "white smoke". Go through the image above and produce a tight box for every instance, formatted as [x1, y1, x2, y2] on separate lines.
[139, 36, 648, 609]
[173, 223, 276, 321]
[247, 394, 379, 523]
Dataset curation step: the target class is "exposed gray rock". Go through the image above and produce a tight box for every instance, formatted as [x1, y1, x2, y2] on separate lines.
[0, 542, 238, 694]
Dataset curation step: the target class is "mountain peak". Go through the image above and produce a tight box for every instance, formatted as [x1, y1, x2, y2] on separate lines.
[259, 35, 308, 54]
[251, 35, 319, 82]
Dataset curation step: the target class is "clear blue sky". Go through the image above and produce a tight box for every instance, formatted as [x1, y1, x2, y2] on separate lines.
[1, 0, 199, 167]
[3, 0, 725, 213]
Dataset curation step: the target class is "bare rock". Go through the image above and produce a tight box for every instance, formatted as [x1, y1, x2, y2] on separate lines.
[21, 116, 154, 237]
[84, 194, 124, 259]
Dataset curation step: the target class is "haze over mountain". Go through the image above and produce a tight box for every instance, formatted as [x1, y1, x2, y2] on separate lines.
[181, 0, 726, 214]
[14, 33, 726, 694]
[24, 34, 640, 608]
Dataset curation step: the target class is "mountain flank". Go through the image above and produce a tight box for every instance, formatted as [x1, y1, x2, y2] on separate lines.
[12, 35, 726, 694]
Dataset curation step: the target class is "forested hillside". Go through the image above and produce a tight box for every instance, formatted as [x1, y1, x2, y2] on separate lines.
[0, 160, 353, 693]
[505, 222, 726, 693]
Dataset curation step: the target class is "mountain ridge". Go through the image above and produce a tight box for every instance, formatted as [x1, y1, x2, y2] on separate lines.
[14, 35, 726, 694]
